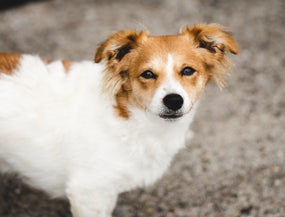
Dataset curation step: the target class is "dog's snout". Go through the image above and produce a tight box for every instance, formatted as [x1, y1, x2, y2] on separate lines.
[163, 94, 184, 111]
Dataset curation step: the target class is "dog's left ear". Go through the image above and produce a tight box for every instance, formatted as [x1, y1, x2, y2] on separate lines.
[95, 29, 148, 65]
[180, 23, 238, 56]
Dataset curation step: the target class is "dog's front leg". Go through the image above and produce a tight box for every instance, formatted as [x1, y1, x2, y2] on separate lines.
[66, 176, 118, 217]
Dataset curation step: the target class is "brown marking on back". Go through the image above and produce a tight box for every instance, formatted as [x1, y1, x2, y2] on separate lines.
[42, 58, 72, 73]
[0, 52, 21, 75]
[61, 60, 71, 73]
[0, 53, 72, 79]
[41, 58, 52, 65]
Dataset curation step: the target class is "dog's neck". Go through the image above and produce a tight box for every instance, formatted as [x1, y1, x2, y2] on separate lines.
[117, 102, 198, 152]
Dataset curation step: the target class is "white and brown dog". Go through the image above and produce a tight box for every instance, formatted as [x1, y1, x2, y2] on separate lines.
[0, 24, 238, 217]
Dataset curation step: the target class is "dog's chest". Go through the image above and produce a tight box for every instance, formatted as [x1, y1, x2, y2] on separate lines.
[116, 122, 186, 189]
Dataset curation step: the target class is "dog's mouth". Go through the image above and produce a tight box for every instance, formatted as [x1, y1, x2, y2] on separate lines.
[159, 112, 183, 120]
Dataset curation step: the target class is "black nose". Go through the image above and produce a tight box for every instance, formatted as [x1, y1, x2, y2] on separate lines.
[163, 94, 184, 111]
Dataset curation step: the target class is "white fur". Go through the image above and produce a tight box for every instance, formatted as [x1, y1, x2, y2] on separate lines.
[166, 53, 174, 78]
[0, 54, 197, 217]
[150, 54, 191, 116]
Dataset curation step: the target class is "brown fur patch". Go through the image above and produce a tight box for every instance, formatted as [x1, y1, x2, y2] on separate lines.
[0, 52, 21, 75]
[42, 58, 71, 73]
[61, 60, 71, 73]
[180, 24, 239, 55]
[0, 53, 72, 79]
[94, 29, 149, 64]
[114, 81, 132, 118]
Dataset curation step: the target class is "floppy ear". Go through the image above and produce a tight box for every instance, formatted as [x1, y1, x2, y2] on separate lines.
[94, 29, 149, 103]
[181, 23, 238, 55]
[95, 29, 148, 65]
[181, 24, 238, 87]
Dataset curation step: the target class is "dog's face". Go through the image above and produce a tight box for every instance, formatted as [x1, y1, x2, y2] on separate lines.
[95, 24, 238, 120]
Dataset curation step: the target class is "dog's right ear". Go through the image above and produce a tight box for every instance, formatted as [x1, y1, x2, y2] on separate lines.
[94, 29, 149, 65]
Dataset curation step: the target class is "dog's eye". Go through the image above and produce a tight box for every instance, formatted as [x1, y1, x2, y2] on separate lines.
[140, 70, 157, 79]
[180, 67, 196, 76]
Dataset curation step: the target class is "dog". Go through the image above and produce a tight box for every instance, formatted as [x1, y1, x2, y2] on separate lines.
[0, 24, 238, 217]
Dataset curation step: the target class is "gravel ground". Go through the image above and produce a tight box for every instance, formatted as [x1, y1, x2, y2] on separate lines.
[0, 0, 284, 216]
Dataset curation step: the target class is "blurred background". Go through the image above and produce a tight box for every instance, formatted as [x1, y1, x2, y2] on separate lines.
[0, 0, 284, 216]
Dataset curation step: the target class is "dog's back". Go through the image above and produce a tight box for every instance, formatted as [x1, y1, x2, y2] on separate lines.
[0, 53, 107, 197]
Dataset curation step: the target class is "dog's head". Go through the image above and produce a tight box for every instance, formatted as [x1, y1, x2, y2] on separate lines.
[95, 24, 238, 120]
